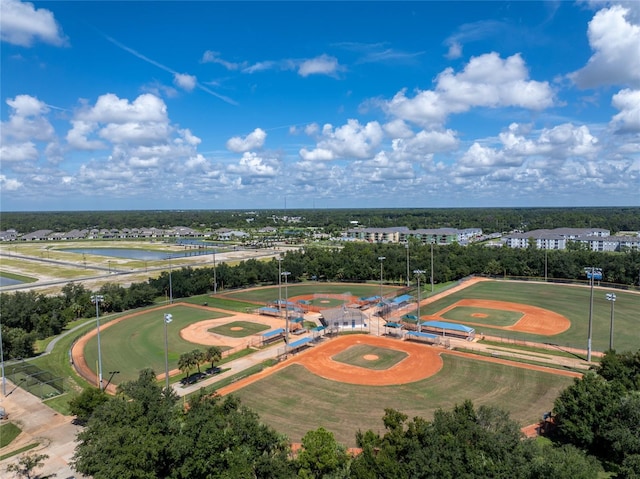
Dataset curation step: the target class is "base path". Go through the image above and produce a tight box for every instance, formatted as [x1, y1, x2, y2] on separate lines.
[216, 335, 443, 395]
[294, 335, 443, 385]
[434, 299, 571, 336]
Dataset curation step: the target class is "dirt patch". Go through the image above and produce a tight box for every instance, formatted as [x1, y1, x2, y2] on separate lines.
[472, 313, 488, 318]
[363, 354, 379, 361]
[434, 299, 570, 336]
[180, 312, 286, 346]
[218, 336, 444, 393]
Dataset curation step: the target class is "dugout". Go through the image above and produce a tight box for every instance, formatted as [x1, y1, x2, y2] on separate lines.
[420, 320, 475, 341]
[262, 328, 285, 345]
[404, 330, 440, 345]
[258, 306, 281, 317]
[385, 321, 404, 337]
[322, 306, 367, 332]
[392, 294, 413, 308]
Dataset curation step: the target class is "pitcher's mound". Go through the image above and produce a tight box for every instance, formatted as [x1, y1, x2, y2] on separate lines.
[363, 354, 379, 361]
[230, 327, 244, 331]
[472, 313, 488, 318]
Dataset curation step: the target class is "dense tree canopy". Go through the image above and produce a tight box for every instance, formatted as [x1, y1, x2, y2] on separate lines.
[3, 207, 640, 234]
[72, 369, 295, 479]
[553, 350, 640, 476]
[350, 402, 600, 479]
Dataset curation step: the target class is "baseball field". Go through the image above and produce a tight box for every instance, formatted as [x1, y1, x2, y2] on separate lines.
[73, 279, 639, 446]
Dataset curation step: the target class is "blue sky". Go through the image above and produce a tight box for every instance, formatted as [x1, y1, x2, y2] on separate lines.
[1, 0, 638, 211]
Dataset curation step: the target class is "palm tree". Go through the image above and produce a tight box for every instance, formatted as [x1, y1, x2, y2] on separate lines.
[177, 352, 193, 379]
[204, 346, 222, 373]
[191, 349, 204, 374]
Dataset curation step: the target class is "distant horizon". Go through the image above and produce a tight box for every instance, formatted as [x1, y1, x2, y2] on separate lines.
[1, 1, 639, 210]
[3, 205, 639, 215]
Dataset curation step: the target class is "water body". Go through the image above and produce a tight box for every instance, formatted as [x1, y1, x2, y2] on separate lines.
[0, 276, 24, 286]
[59, 248, 215, 261]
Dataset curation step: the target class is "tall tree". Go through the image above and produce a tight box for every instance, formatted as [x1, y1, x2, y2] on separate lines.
[296, 427, 350, 479]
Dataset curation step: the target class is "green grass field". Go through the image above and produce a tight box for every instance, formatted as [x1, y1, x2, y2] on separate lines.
[221, 283, 401, 303]
[415, 281, 640, 353]
[83, 305, 232, 383]
[308, 297, 348, 308]
[441, 306, 523, 327]
[231, 355, 574, 446]
[209, 321, 269, 338]
[332, 345, 408, 370]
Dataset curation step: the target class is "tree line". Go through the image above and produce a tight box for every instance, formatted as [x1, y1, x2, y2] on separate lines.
[1, 242, 638, 359]
[61, 348, 640, 478]
[3, 206, 640, 234]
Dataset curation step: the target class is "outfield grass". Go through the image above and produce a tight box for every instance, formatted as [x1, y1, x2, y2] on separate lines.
[418, 281, 640, 353]
[231, 354, 574, 446]
[221, 283, 401, 303]
[181, 294, 261, 312]
[83, 305, 232, 383]
[308, 297, 348, 308]
[209, 321, 269, 338]
[332, 345, 408, 370]
[441, 306, 523, 327]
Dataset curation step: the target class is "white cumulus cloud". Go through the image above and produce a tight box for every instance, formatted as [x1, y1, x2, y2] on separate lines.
[610, 88, 640, 132]
[0, 142, 38, 162]
[227, 152, 278, 180]
[384, 52, 554, 127]
[226, 128, 267, 153]
[0, 174, 23, 191]
[570, 5, 640, 88]
[299, 119, 383, 161]
[77, 93, 168, 124]
[2, 94, 54, 142]
[0, 0, 67, 47]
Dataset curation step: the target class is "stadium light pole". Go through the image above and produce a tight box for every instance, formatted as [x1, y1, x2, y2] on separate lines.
[430, 242, 434, 293]
[90, 295, 104, 390]
[378, 256, 385, 336]
[212, 249, 217, 294]
[586, 266, 601, 362]
[0, 314, 5, 396]
[282, 271, 291, 348]
[163, 313, 172, 391]
[169, 257, 173, 304]
[414, 270, 425, 333]
[606, 293, 616, 351]
[405, 243, 410, 287]
[277, 256, 283, 317]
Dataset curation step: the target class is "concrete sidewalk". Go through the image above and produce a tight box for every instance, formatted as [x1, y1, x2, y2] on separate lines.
[0, 381, 85, 478]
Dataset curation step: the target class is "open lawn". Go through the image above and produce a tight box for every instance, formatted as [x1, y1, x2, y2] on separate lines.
[221, 283, 401, 304]
[332, 345, 408, 370]
[82, 305, 232, 383]
[416, 281, 640, 353]
[441, 306, 523, 327]
[182, 295, 262, 312]
[231, 354, 574, 446]
[209, 321, 269, 338]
